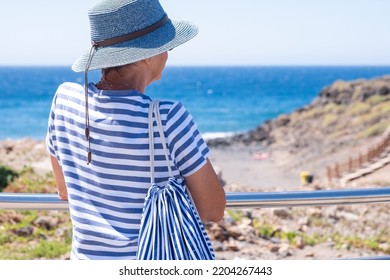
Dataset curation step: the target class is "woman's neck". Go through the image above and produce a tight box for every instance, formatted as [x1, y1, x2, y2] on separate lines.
[96, 63, 150, 92]
[95, 79, 146, 92]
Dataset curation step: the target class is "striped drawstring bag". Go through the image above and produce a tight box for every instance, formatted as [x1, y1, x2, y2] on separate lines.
[136, 100, 215, 260]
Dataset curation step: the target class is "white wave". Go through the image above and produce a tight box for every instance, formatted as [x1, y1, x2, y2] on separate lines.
[201, 132, 236, 140]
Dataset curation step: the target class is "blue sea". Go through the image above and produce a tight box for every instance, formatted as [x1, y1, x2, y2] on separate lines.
[1, 66, 390, 140]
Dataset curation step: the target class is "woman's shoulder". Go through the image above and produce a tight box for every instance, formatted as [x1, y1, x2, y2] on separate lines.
[157, 99, 186, 113]
[157, 99, 180, 106]
[56, 82, 84, 94]
[157, 99, 190, 120]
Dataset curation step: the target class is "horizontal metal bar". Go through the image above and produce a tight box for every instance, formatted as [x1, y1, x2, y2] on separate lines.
[1, 187, 390, 210]
[226, 187, 390, 208]
[0, 193, 69, 211]
[343, 255, 390, 260]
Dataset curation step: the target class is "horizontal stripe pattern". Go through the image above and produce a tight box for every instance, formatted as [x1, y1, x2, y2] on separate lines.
[137, 178, 215, 260]
[46, 82, 210, 259]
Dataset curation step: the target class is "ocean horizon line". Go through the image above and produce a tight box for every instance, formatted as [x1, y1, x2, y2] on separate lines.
[1, 64, 390, 68]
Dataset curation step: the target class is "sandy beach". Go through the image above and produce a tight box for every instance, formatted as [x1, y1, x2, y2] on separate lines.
[209, 145, 301, 192]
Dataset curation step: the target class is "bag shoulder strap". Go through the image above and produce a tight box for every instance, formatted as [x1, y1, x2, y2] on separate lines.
[148, 100, 174, 184]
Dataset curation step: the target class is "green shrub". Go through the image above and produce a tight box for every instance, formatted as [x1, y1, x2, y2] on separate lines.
[5, 167, 56, 193]
[372, 101, 390, 114]
[300, 107, 323, 119]
[367, 94, 389, 106]
[347, 103, 371, 116]
[353, 111, 382, 127]
[283, 231, 297, 244]
[364, 239, 380, 251]
[30, 240, 70, 259]
[322, 114, 338, 127]
[323, 103, 344, 114]
[359, 120, 390, 138]
[300, 233, 324, 246]
[252, 219, 274, 239]
[226, 209, 245, 222]
[0, 165, 18, 191]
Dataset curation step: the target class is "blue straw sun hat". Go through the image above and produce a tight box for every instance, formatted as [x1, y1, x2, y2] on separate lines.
[73, 0, 198, 164]
[72, 0, 198, 72]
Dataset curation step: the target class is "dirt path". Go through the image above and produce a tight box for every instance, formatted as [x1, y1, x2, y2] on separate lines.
[209, 146, 301, 192]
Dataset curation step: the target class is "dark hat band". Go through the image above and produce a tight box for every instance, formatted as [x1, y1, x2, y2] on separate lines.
[92, 15, 168, 48]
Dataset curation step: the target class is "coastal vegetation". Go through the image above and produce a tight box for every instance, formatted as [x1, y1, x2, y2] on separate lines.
[0, 165, 18, 191]
[0, 165, 71, 259]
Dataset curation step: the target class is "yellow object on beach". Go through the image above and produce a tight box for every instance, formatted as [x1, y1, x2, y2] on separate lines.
[300, 171, 314, 184]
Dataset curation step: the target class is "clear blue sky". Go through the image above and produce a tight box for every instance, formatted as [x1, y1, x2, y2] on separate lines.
[1, 0, 389, 66]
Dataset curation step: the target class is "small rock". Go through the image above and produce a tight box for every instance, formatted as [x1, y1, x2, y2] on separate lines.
[56, 227, 70, 237]
[270, 237, 281, 244]
[278, 244, 292, 257]
[269, 245, 280, 253]
[211, 241, 225, 252]
[305, 252, 315, 257]
[299, 225, 308, 232]
[0, 212, 23, 224]
[377, 86, 389, 96]
[298, 217, 309, 226]
[14, 226, 34, 237]
[33, 216, 59, 230]
[274, 115, 290, 127]
[379, 243, 389, 252]
[325, 241, 336, 248]
[225, 238, 243, 252]
[337, 212, 359, 221]
[307, 208, 323, 218]
[207, 223, 228, 241]
[37, 233, 47, 240]
[295, 236, 305, 249]
[5, 145, 13, 154]
[273, 208, 292, 219]
[226, 225, 242, 239]
[240, 217, 252, 226]
[223, 214, 235, 226]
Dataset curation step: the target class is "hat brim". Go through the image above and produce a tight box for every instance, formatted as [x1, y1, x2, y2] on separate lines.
[72, 19, 198, 72]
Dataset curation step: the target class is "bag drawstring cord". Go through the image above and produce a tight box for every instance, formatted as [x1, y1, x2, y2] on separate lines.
[84, 45, 97, 164]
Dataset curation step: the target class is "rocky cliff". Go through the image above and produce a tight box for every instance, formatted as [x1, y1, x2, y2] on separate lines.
[208, 75, 390, 182]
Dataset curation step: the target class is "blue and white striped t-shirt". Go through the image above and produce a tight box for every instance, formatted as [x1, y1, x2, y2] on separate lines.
[46, 82, 210, 260]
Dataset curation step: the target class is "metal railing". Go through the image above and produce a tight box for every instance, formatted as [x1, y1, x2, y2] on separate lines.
[1, 187, 390, 210]
[1, 187, 390, 259]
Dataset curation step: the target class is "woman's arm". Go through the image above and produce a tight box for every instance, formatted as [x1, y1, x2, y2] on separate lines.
[184, 159, 226, 223]
[50, 156, 68, 201]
